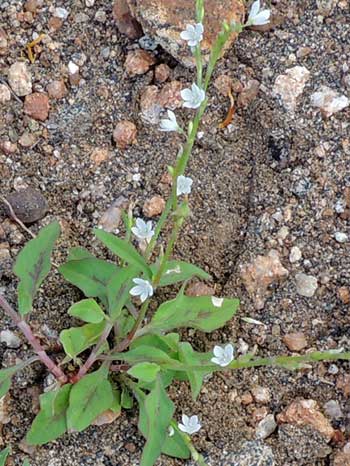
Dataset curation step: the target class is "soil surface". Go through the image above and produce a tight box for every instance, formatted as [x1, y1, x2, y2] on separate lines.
[1, 1, 350, 465]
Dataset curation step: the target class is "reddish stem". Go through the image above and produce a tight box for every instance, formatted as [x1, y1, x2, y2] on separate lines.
[75, 322, 113, 380]
[0, 293, 67, 384]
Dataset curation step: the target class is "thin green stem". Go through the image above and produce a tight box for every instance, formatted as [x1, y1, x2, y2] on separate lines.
[116, 300, 150, 352]
[152, 220, 182, 287]
[194, 45, 203, 87]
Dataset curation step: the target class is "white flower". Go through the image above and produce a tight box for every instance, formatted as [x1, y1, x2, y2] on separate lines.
[211, 344, 234, 367]
[160, 110, 180, 132]
[168, 426, 175, 437]
[211, 296, 224, 308]
[248, 0, 271, 26]
[130, 278, 153, 302]
[180, 23, 204, 47]
[181, 83, 206, 109]
[131, 218, 154, 241]
[176, 175, 193, 196]
[178, 414, 201, 435]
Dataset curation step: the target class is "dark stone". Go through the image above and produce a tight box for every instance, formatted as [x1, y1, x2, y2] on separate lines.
[5, 188, 48, 224]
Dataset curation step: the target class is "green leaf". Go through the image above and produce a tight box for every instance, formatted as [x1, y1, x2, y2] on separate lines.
[68, 298, 106, 323]
[66, 366, 114, 432]
[0, 363, 28, 398]
[26, 384, 72, 445]
[110, 389, 121, 414]
[131, 333, 179, 355]
[151, 260, 211, 286]
[133, 386, 190, 460]
[147, 294, 239, 334]
[59, 321, 106, 359]
[106, 266, 139, 319]
[67, 247, 95, 261]
[22, 460, 30, 466]
[140, 377, 175, 466]
[59, 258, 118, 304]
[14, 221, 60, 315]
[128, 363, 160, 383]
[94, 228, 152, 279]
[112, 346, 182, 370]
[121, 386, 133, 409]
[178, 342, 209, 400]
[0, 447, 10, 466]
[119, 309, 135, 338]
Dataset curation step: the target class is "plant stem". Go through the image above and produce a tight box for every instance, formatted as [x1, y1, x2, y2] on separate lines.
[152, 220, 182, 287]
[75, 322, 113, 380]
[116, 300, 150, 352]
[171, 421, 208, 466]
[0, 293, 67, 384]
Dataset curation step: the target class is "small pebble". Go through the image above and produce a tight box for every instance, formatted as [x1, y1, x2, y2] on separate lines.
[24, 92, 50, 121]
[295, 273, 318, 297]
[155, 64, 171, 83]
[5, 188, 48, 224]
[256, 414, 277, 439]
[252, 386, 271, 404]
[311, 85, 349, 117]
[18, 132, 36, 148]
[113, 120, 137, 149]
[334, 232, 348, 243]
[323, 400, 343, 419]
[283, 332, 308, 351]
[328, 364, 339, 375]
[8, 62, 32, 96]
[47, 80, 68, 99]
[0, 330, 21, 348]
[54, 7, 69, 19]
[143, 195, 165, 217]
[68, 61, 79, 75]
[186, 282, 214, 297]
[338, 286, 350, 304]
[0, 84, 11, 103]
[124, 49, 156, 76]
[289, 246, 302, 263]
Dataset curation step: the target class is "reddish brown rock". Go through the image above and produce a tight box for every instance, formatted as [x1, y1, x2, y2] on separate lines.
[113, 0, 143, 39]
[186, 282, 214, 297]
[158, 81, 182, 109]
[237, 79, 260, 108]
[24, 92, 50, 121]
[282, 332, 308, 352]
[24, 0, 40, 13]
[124, 49, 156, 76]
[240, 250, 289, 310]
[48, 16, 63, 31]
[47, 80, 68, 99]
[277, 399, 334, 441]
[130, 0, 245, 67]
[0, 140, 17, 155]
[139, 85, 161, 124]
[155, 64, 171, 83]
[90, 147, 110, 165]
[143, 195, 165, 217]
[338, 286, 350, 304]
[214, 74, 232, 97]
[92, 409, 120, 426]
[113, 120, 137, 149]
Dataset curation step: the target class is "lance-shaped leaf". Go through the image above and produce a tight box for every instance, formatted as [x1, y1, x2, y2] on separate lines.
[68, 298, 106, 323]
[59, 258, 118, 304]
[131, 333, 180, 355]
[145, 294, 239, 334]
[60, 321, 106, 359]
[150, 260, 211, 287]
[111, 346, 183, 370]
[26, 384, 72, 445]
[67, 247, 95, 261]
[0, 447, 10, 466]
[67, 366, 114, 432]
[140, 376, 175, 466]
[133, 385, 190, 460]
[94, 228, 152, 278]
[107, 266, 138, 319]
[13, 221, 60, 315]
[178, 342, 212, 400]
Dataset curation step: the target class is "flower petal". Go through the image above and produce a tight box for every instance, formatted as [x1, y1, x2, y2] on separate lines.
[181, 88, 193, 101]
[252, 9, 270, 25]
[249, 0, 260, 20]
[213, 345, 224, 358]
